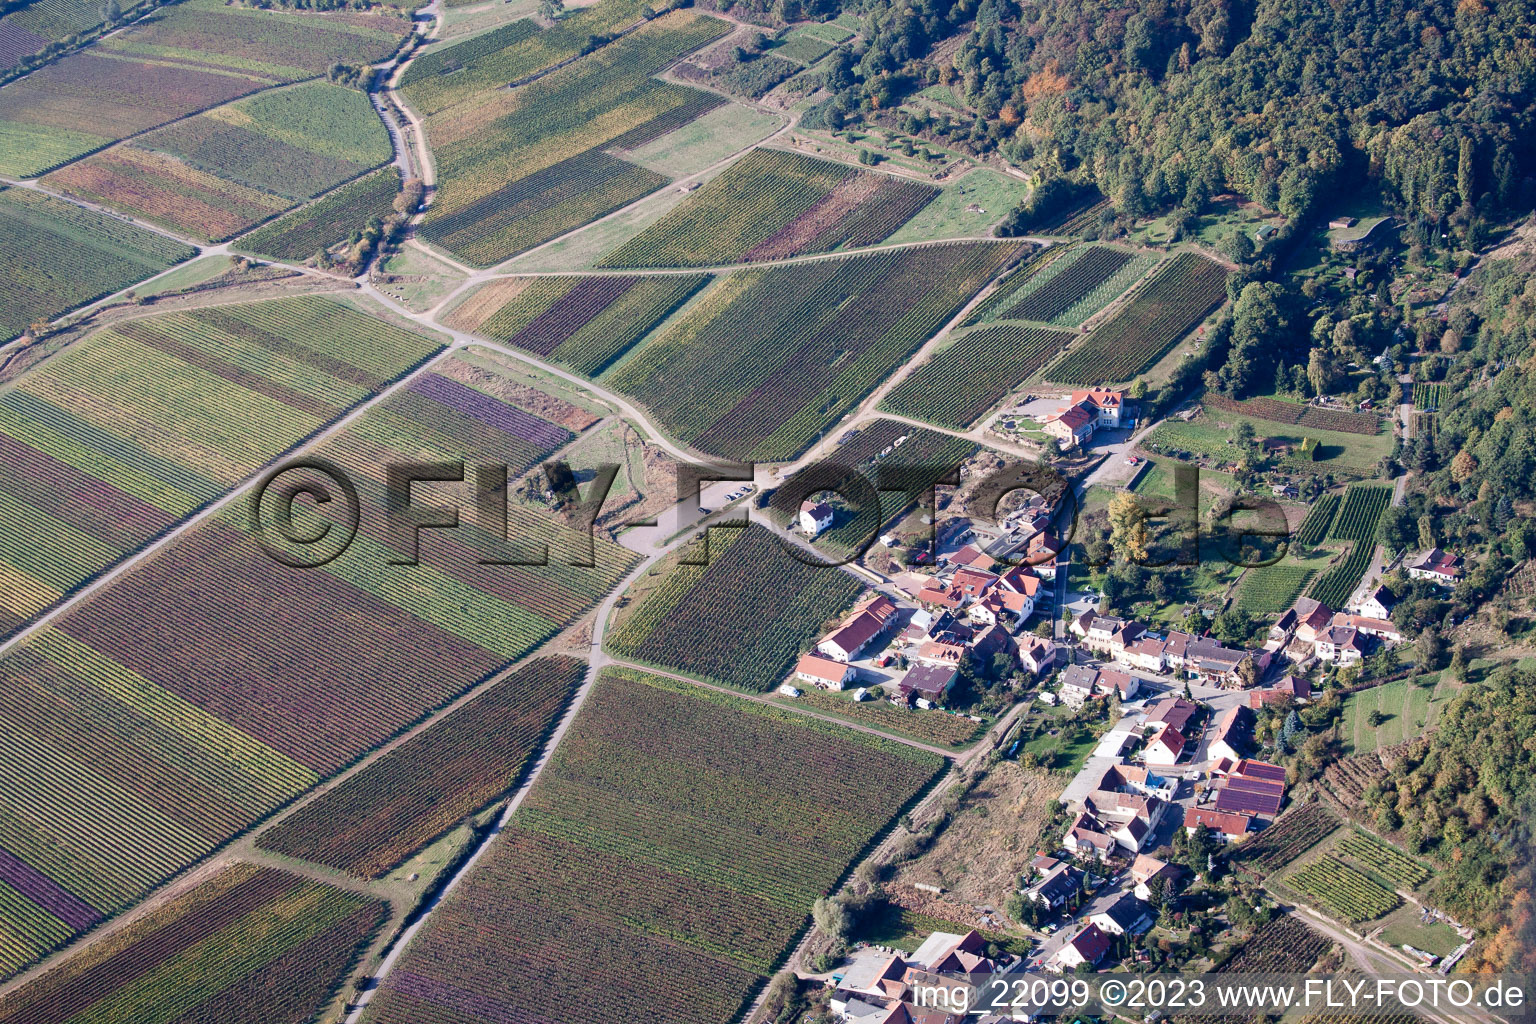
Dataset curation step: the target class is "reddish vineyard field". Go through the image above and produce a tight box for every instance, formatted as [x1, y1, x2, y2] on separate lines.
[1047, 252, 1227, 384]
[0, 863, 384, 1024]
[883, 321, 1074, 428]
[607, 524, 863, 691]
[257, 657, 584, 877]
[598, 147, 938, 267]
[0, 354, 633, 978]
[446, 273, 710, 376]
[362, 667, 942, 1024]
[1204, 393, 1380, 435]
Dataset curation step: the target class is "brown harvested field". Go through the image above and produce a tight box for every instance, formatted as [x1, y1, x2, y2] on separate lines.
[443, 277, 538, 333]
[432, 356, 600, 432]
[44, 147, 289, 241]
[895, 762, 1058, 904]
[0, 53, 262, 138]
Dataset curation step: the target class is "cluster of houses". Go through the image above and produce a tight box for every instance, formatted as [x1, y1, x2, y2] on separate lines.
[1023, 850, 1166, 973]
[830, 930, 1013, 1024]
[1265, 594, 1404, 669]
[1040, 388, 1131, 450]
[1068, 613, 1269, 689]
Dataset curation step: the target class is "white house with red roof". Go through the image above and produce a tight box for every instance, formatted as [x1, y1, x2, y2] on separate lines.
[1049, 923, 1113, 972]
[1142, 722, 1187, 765]
[1071, 388, 1129, 428]
[1406, 547, 1462, 587]
[1184, 806, 1255, 842]
[796, 653, 857, 690]
[1044, 401, 1097, 448]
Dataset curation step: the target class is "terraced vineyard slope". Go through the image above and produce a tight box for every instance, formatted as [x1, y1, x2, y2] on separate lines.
[0, 295, 443, 637]
[361, 666, 943, 1024]
[597, 147, 938, 267]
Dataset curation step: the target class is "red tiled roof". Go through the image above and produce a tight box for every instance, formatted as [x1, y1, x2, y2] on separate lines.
[1051, 402, 1096, 430]
[1067, 922, 1113, 962]
[1184, 806, 1253, 836]
[796, 654, 850, 684]
[824, 611, 885, 654]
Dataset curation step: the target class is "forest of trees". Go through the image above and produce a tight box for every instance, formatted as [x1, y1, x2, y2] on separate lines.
[821, 0, 1534, 231]
[1363, 667, 1536, 971]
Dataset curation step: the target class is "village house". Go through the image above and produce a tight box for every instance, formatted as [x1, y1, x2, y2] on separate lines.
[914, 633, 968, 667]
[1058, 665, 1102, 706]
[1084, 790, 1168, 852]
[908, 930, 996, 974]
[1142, 722, 1187, 766]
[1184, 806, 1255, 843]
[1357, 584, 1396, 620]
[1185, 638, 1264, 688]
[1207, 705, 1251, 763]
[1406, 547, 1462, 587]
[899, 664, 958, 707]
[970, 623, 1017, 670]
[1024, 531, 1063, 577]
[1019, 635, 1062, 677]
[1249, 674, 1311, 708]
[1122, 635, 1169, 673]
[1334, 613, 1403, 643]
[1107, 763, 1178, 801]
[943, 543, 996, 572]
[800, 500, 835, 537]
[1130, 854, 1183, 900]
[818, 596, 900, 662]
[1049, 923, 1113, 972]
[1071, 613, 1145, 657]
[1072, 388, 1129, 429]
[1214, 774, 1285, 820]
[1090, 894, 1154, 937]
[1026, 861, 1085, 911]
[1314, 624, 1367, 665]
[796, 653, 858, 690]
[1099, 668, 1141, 702]
[1064, 813, 1118, 861]
[1146, 697, 1199, 733]
[1043, 401, 1096, 448]
[1272, 597, 1334, 647]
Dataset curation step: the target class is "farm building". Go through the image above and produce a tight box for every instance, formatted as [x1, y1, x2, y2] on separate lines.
[1184, 807, 1255, 842]
[795, 654, 856, 690]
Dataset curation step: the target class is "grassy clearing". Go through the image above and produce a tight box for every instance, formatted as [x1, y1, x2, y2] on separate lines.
[1340, 675, 1458, 755]
[1147, 408, 1394, 476]
[134, 255, 233, 297]
[378, 245, 467, 313]
[1378, 905, 1465, 958]
[623, 104, 784, 178]
[885, 168, 1029, 243]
